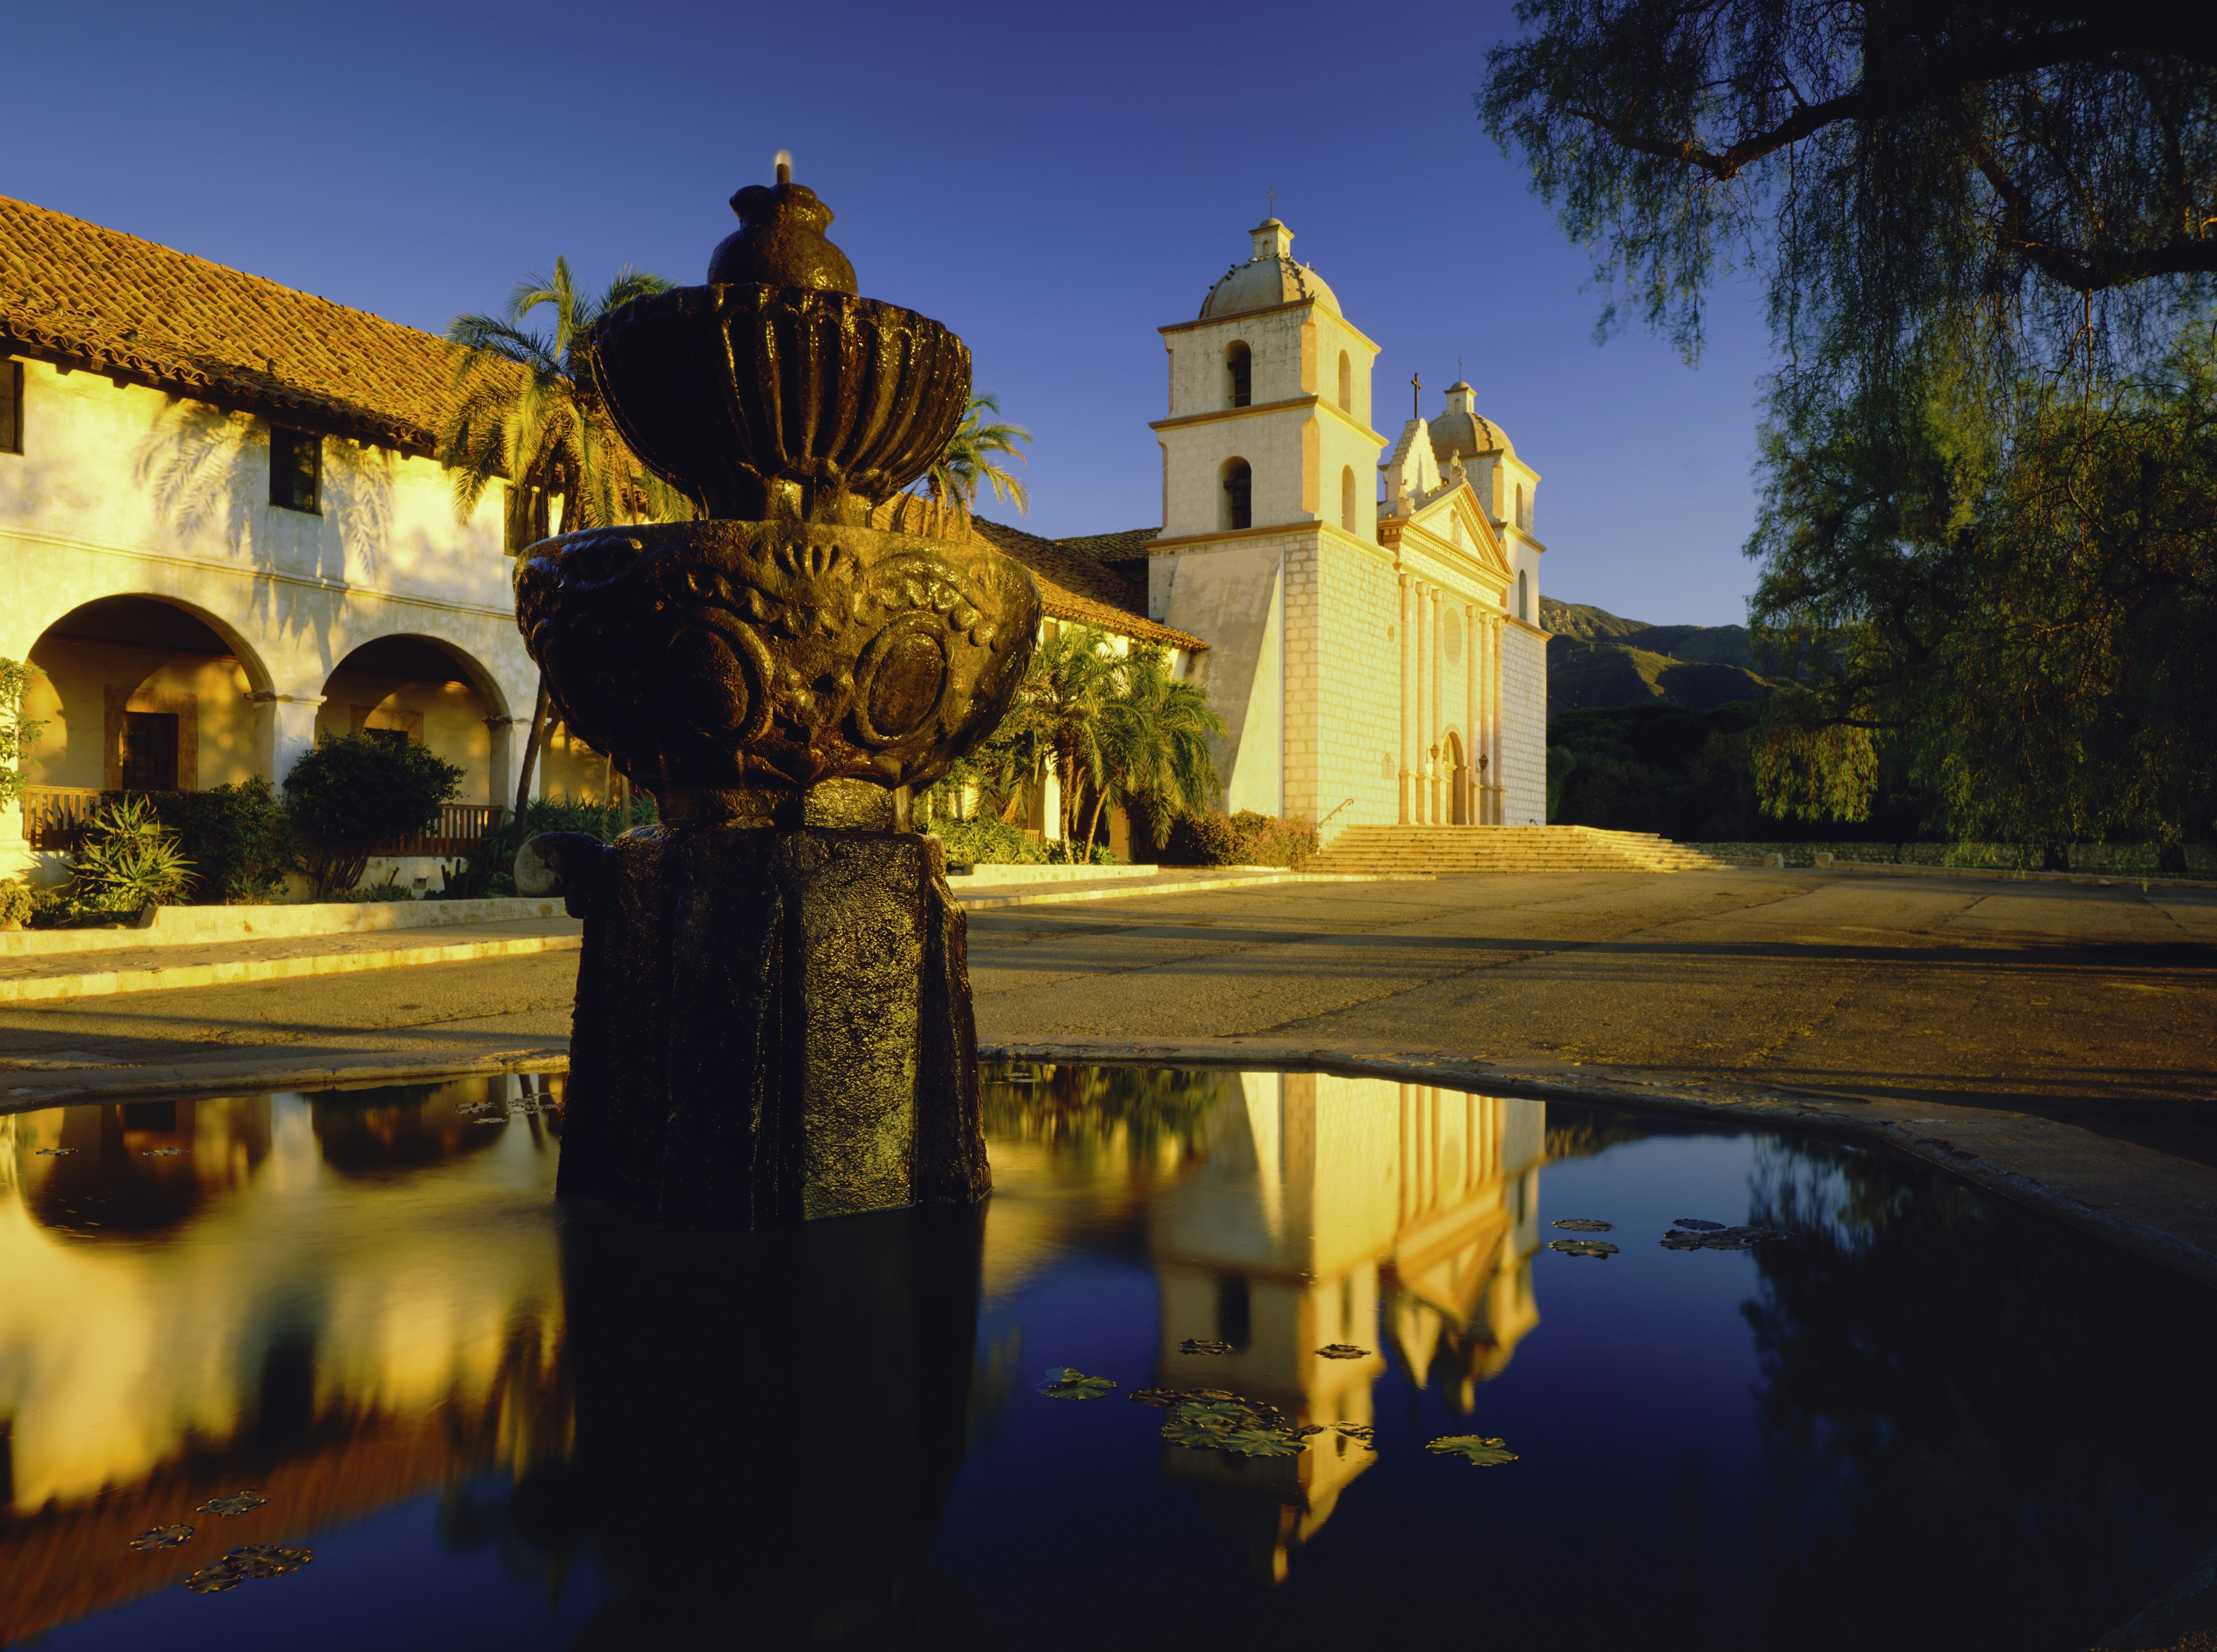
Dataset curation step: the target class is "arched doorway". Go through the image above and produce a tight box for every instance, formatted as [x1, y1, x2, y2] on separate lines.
[21, 596, 271, 848]
[1446, 731, 1469, 825]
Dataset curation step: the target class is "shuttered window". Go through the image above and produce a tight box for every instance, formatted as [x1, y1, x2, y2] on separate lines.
[0, 359, 21, 454]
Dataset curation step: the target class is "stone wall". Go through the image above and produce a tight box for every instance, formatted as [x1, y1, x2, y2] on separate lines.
[1691, 841, 2217, 874]
[1498, 620, 1548, 825]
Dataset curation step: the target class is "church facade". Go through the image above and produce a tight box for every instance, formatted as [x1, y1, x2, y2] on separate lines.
[1134, 218, 1550, 836]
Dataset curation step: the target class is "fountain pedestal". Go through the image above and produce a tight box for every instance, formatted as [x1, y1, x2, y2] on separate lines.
[544, 820, 986, 1225]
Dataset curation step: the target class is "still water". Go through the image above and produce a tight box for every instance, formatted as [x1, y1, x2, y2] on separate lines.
[2, 1068, 2214, 1650]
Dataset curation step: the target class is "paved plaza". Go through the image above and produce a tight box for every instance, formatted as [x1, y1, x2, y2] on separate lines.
[4, 866, 2213, 1278]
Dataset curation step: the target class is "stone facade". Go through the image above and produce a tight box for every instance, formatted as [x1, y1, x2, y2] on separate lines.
[1134, 220, 1550, 839]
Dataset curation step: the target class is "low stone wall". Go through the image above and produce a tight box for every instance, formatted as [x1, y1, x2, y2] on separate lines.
[945, 864, 1162, 888]
[1689, 841, 2217, 875]
[0, 896, 568, 956]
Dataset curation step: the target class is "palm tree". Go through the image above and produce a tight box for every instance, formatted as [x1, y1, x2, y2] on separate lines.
[976, 627, 1115, 857]
[437, 258, 691, 860]
[916, 391, 1031, 520]
[1084, 648, 1222, 857]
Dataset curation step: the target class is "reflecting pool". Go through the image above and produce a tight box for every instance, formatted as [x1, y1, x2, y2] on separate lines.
[2, 1067, 2214, 1650]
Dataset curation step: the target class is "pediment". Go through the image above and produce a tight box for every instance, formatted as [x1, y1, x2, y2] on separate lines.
[1404, 483, 1511, 582]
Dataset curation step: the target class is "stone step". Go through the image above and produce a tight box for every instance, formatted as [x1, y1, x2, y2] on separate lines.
[1307, 824, 1733, 876]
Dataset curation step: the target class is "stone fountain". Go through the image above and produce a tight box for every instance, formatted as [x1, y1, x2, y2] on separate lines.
[510, 162, 1039, 1228]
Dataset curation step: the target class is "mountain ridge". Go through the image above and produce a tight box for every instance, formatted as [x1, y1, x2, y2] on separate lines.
[1541, 597, 1779, 714]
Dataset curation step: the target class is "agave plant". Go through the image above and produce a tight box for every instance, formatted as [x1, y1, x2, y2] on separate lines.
[65, 796, 193, 915]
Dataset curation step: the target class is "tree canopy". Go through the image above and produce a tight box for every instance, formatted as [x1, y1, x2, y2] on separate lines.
[1484, 1, 2217, 855]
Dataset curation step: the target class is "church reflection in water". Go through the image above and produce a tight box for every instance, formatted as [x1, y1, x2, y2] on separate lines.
[1143, 1071, 1544, 1581]
[0, 1065, 1551, 1644]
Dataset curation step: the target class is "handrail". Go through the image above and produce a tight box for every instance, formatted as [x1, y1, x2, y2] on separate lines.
[1316, 796, 1356, 832]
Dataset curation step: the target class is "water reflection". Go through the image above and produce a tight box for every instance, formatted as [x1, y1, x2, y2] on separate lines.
[5, 1068, 2215, 1652]
[0, 1077, 568, 1646]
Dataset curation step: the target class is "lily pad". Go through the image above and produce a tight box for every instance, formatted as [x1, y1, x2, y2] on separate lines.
[1217, 1426, 1308, 1458]
[1173, 1400, 1255, 1429]
[33, 1147, 75, 1156]
[196, 1491, 268, 1518]
[127, 1524, 194, 1552]
[1161, 1417, 1230, 1450]
[1551, 1218, 1615, 1232]
[226, 1545, 312, 1578]
[1672, 1218, 1726, 1230]
[1036, 1367, 1117, 1400]
[1426, 1434, 1518, 1468]
[1548, 1239, 1620, 1258]
[1659, 1237, 1706, 1250]
[1180, 1338, 1233, 1356]
[1315, 1344, 1369, 1360]
[1334, 1423, 1377, 1448]
[182, 1545, 312, 1594]
[1129, 1388, 1185, 1408]
[142, 1148, 185, 1157]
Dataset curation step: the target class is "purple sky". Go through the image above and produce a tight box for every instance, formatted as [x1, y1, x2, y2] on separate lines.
[13, 0, 1778, 626]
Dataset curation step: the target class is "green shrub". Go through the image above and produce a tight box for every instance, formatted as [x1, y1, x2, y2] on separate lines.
[64, 795, 194, 916]
[1161, 809, 1316, 868]
[0, 879, 33, 928]
[118, 779, 292, 903]
[933, 815, 1051, 867]
[284, 733, 463, 897]
[442, 796, 658, 899]
[346, 880, 414, 903]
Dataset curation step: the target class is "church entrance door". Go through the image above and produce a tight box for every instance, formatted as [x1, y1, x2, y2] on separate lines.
[1447, 733, 1469, 825]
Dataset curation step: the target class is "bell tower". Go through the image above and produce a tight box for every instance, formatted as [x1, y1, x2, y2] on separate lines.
[1151, 220, 1382, 542]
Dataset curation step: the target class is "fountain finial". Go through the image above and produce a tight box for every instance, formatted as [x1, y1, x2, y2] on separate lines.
[708, 154, 856, 293]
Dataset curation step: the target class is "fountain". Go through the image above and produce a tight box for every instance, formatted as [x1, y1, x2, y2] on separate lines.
[510, 161, 1040, 1227]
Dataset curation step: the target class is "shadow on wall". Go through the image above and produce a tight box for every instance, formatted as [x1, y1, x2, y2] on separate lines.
[129, 398, 398, 673]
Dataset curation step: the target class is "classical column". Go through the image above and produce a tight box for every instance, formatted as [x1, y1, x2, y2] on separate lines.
[1397, 573, 1413, 824]
[1428, 587, 1445, 825]
[1464, 602, 1480, 827]
[1413, 583, 1431, 823]
[485, 714, 523, 812]
[249, 692, 325, 790]
[1488, 615, 1506, 824]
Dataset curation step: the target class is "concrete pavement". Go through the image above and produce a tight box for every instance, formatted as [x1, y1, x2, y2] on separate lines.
[2, 865, 2212, 1284]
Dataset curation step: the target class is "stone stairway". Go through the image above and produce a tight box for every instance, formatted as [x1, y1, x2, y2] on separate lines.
[1305, 825, 1734, 876]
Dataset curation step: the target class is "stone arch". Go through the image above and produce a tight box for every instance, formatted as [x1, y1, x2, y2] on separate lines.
[1445, 729, 1470, 825]
[20, 593, 281, 806]
[319, 631, 519, 810]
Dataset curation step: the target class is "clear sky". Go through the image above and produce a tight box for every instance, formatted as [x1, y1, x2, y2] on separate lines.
[10, 0, 1779, 627]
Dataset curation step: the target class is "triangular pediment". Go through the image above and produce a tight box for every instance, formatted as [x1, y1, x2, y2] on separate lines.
[1404, 482, 1511, 583]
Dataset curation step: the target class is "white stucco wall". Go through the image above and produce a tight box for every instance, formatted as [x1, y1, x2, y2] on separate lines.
[0, 357, 544, 875]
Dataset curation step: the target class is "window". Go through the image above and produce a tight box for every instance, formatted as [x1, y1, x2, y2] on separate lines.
[1337, 350, 1352, 412]
[0, 359, 20, 454]
[1516, 483, 1528, 531]
[1341, 465, 1357, 531]
[1225, 341, 1252, 409]
[1221, 458, 1252, 531]
[120, 711, 179, 792]
[1517, 569, 1529, 621]
[270, 426, 321, 513]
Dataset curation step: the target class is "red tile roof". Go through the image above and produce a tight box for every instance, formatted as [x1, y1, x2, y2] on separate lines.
[0, 193, 454, 453]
